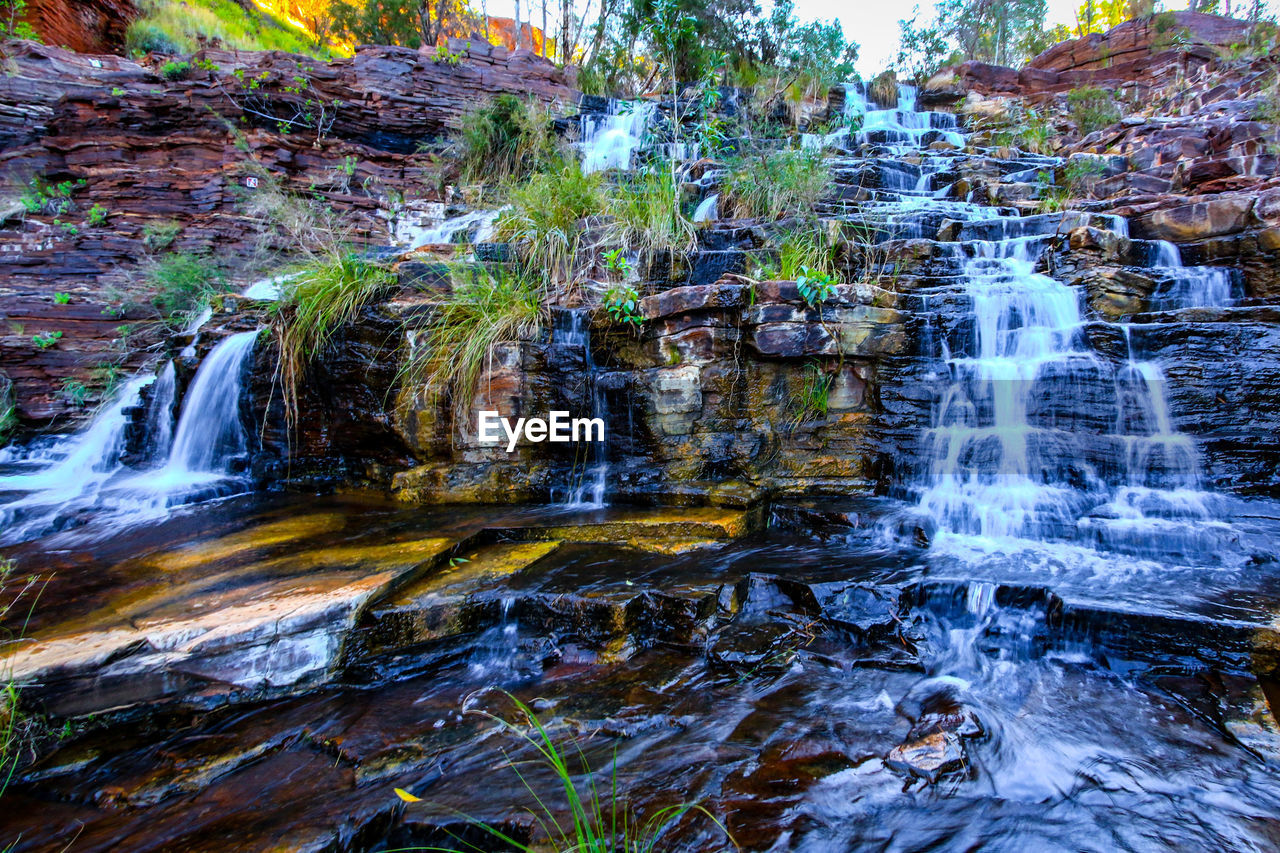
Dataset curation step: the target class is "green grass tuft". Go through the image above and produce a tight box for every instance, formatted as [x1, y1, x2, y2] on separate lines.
[125, 0, 326, 57]
[458, 94, 558, 184]
[722, 148, 829, 221]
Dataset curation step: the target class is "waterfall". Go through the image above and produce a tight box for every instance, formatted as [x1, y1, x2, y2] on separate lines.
[150, 330, 256, 487]
[1145, 240, 1238, 311]
[693, 193, 719, 223]
[398, 208, 506, 249]
[0, 374, 152, 544]
[0, 330, 258, 544]
[580, 100, 656, 173]
[552, 310, 607, 508]
[146, 360, 177, 462]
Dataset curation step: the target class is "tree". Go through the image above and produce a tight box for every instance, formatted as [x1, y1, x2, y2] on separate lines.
[897, 6, 953, 84]
[331, 0, 479, 48]
[933, 0, 1051, 67]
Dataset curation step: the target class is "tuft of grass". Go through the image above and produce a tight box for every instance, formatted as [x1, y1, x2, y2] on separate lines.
[458, 94, 557, 184]
[125, 0, 325, 57]
[404, 265, 547, 428]
[722, 148, 829, 220]
[1066, 87, 1121, 137]
[496, 159, 606, 289]
[1, 558, 46, 806]
[788, 361, 831, 430]
[273, 252, 396, 426]
[604, 169, 696, 257]
[755, 226, 837, 282]
[1036, 157, 1106, 213]
[397, 691, 736, 853]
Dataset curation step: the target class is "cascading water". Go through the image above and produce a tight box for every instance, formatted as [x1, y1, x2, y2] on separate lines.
[144, 330, 257, 490]
[0, 329, 258, 544]
[579, 100, 656, 173]
[552, 310, 607, 508]
[693, 193, 719, 223]
[1145, 239, 1239, 310]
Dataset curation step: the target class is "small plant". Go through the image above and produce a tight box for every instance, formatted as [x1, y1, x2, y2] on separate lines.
[788, 362, 832, 429]
[603, 284, 644, 329]
[159, 60, 191, 81]
[86, 204, 109, 226]
[1066, 87, 1121, 137]
[602, 248, 631, 277]
[20, 177, 86, 217]
[796, 266, 837, 307]
[395, 692, 735, 852]
[433, 45, 466, 65]
[111, 87, 127, 97]
[55, 220, 79, 237]
[755, 227, 837, 282]
[273, 252, 396, 427]
[60, 379, 90, 406]
[1036, 157, 1106, 213]
[31, 330, 62, 349]
[497, 158, 606, 288]
[0, 0, 38, 39]
[53, 292, 70, 304]
[142, 219, 182, 251]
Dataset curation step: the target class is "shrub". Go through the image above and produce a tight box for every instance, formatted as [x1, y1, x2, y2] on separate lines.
[31, 330, 62, 349]
[602, 284, 643, 329]
[86, 204, 109, 227]
[273, 252, 396, 426]
[124, 21, 182, 55]
[159, 60, 191, 80]
[604, 169, 696, 257]
[1036, 156, 1106, 213]
[496, 159, 606, 287]
[20, 177, 85, 217]
[1066, 87, 1121, 136]
[458, 94, 556, 184]
[142, 220, 181, 251]
[148, 252, 222, 317]
[723, 148, 829, 220]
[405, 265, 546, 425]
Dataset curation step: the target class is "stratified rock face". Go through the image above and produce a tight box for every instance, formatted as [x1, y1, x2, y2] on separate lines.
[0, 39, 576, 430]
[1027, 12, 1250, 74]
[23, 0, 137, 54]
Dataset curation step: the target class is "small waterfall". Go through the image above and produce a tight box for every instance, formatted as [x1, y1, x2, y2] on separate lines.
[150, 330, 257, 487]
[180, 306, 213, 357]
[1145, 240, 1237, 311]
[146, 360, 177, 463]
[580, 100, 656, 173]
[693, 193, 719, 223]
[242, 272, 301, 302]
[399, 208, 505, 249]
[0, 374, 152, 543]
[553, 310, 607, 508]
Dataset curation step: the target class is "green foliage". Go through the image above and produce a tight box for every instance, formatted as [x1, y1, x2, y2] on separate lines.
[126, 0, 323, 57]
[602, 248, 632, 276]
[1253, 90, 1280, 124]
[896, 8, 957, 85]
[1036, 156, 1106, 212]
[604, 169, 696, 256]
[85, 204, 109, 227]
[755, 227, 837, 281]
[0, 401, 14, 447]
[223, 63, 341, 140]
[405, 266, 546, 425]
[20, 177, 86, 217]
[407, 692, 734, 852]
[60, 379, 89, 407]
[148, 252, 223, 318]
[796, 266, 837, 306]
[497, 159, 606, 287]
[936, 0, 1057, 67]
[789, 361, 831, 428]
[55, 220, 79, 237]
[723, 148, 829, 220]
[603, 284, 644, 328]
[142, 220, 182, 251]
[1067, 86, 1122, 136]
[273, 252, 395, 425]
[159, 60, 192, 80]
[330, 0, 478, 49]
[31, 330, 62, 349]
[53, 292, 70, 304]
[458, 94, 556, 184]
[1, 0, 38, 40]
[988, 104, 1056, 154]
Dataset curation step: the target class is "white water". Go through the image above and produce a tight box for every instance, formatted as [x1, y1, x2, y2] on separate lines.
[580, 100, 656, 173]
[693, 193, 719, 223]
[398, 208, 505, 249]
[1145, 240, 1237, 311]
[0, 331, 259, 544]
